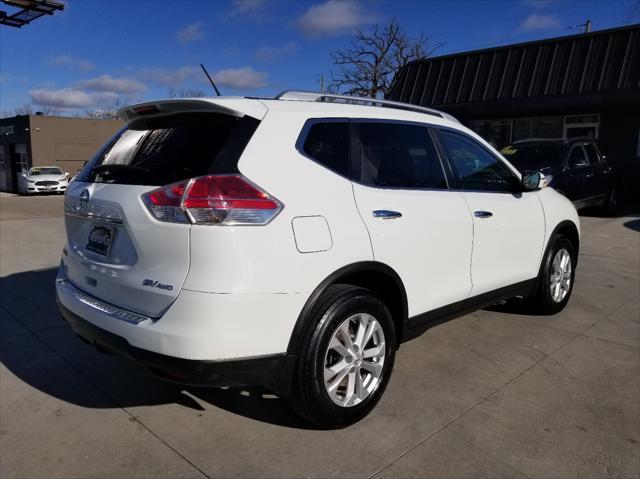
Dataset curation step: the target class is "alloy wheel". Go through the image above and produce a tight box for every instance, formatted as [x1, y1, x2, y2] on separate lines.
[323, 313, 386, 407]
[550, 248, 572, 303]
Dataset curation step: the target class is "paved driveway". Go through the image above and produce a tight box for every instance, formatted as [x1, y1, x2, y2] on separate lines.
[1, 195, 638, 478]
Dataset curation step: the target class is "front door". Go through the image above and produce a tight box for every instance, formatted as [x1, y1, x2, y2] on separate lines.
[350, 121, 473, 317]
[564, 144, 594, 203]
[433, 128, 545, 296]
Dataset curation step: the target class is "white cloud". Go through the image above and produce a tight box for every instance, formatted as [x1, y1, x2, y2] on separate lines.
[212, 66, 267, 90]
[228, 0, 265, 17]
[77, 74, 146, 94]
[47, 54, 94, 72]
[29, 88, 118, 109]
[137, 66, 203, 86]
[296, 0, 379, 38]
[519, 13, 562, 32]
[177, 22, 205, 43]
[255, 42, 298, 63]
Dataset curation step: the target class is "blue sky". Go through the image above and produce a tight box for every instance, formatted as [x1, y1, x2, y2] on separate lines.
[1, 0, 638, 116]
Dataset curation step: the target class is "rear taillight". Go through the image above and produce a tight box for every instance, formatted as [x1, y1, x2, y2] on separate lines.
[142, 175, 282, 226]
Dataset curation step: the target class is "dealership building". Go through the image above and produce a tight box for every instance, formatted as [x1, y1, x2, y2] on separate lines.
[0, 114, 122, 193]
[389, 24, 640, 201]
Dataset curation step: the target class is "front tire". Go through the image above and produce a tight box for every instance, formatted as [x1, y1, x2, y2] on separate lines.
[530, 235, 576, 315]
[290, 285, 396, 428]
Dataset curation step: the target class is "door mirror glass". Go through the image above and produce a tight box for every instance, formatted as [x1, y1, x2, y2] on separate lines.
[522, 171, 542, 191]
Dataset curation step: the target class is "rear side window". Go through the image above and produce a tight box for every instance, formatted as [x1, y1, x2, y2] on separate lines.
[356, 122, 447, 189]
[301, 122, 349, 177]
[76, 113, 258, 186]
[436, 129, 519, 192]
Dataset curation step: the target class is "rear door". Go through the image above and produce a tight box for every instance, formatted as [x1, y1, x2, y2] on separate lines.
[350, 121, 473, 317]
[433, 128, 545, 296]
[63, 100, 264, 317]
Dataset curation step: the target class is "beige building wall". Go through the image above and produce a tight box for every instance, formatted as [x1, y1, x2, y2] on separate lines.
[29, 116, 123, 176]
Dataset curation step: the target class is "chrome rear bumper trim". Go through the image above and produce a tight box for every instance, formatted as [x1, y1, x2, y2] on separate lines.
[56, 279, 150, 325]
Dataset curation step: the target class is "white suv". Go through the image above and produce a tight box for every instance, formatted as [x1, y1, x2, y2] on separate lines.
[57, 92, 579, 427]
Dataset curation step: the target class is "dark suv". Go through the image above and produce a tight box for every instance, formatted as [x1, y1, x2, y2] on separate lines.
[501, 138, 618, 213]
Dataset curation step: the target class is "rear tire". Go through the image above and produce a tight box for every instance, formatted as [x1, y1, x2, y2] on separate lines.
[529, 235, 576, 315]
[289, 284, 396, 428]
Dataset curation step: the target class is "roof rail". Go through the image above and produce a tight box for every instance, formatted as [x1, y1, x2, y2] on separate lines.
[274, 90, 459, 123]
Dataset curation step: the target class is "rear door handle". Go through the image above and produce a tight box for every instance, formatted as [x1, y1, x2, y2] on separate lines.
[474, 210, 493, 219]
[373, 210, 402, 219]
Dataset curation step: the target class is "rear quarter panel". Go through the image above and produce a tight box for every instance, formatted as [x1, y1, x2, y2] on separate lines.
[183, 110, 374, 294]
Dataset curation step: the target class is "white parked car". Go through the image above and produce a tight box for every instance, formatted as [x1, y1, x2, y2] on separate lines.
[56, 92, 580, 427]
[19, 166, 69, 194]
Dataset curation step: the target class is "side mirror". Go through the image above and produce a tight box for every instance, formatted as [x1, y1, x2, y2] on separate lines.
[64, 172, 69, 177]
[522, 171, 542, 191]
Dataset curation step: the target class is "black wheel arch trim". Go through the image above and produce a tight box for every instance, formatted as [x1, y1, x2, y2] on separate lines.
[286, 261, 408, 355]
[534, 219, 580, 291]
[545, 220, 580, 264]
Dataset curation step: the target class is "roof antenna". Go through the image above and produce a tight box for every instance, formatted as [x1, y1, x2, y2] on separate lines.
[200, 64, 221, 96]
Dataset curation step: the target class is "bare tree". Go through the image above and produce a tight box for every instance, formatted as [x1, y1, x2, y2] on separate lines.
[84, 98, 124, 120]
[168, 87, 206, 98]
[39, 106, 61, 116]
[330, 19, 443, 98]
[14, 104, 34, 115]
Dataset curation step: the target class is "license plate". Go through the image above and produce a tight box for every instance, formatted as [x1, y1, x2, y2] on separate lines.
[86, 226, 113, 256]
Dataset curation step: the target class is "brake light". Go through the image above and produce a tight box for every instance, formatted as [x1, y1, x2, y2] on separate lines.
[142, 175, 282, 226]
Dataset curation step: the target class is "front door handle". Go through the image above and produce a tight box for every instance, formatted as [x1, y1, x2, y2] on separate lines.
[474, 210, 493, 219]
[373, 210, 402, 219]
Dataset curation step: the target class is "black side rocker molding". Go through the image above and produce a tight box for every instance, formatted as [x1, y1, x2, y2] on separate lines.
[402, 279, 537, 341]
[57, 300, 296, 397]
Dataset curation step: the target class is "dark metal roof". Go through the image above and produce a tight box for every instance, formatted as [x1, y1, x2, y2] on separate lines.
[388, 24, 640, 108]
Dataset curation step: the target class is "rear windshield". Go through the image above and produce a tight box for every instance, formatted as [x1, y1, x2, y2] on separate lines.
[501, 144, 564, 171]
[75, 112, 259, 186]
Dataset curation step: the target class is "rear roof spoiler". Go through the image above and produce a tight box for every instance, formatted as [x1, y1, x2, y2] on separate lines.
[118, 98, 267, 122]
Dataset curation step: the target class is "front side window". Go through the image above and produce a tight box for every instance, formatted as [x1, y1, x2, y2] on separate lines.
[436, 129, 519, 192]
[301, 122, 349, 177]
[583, 144, 601, 164]
[568, 146, 589, 168]
[356, 122, 447, 189]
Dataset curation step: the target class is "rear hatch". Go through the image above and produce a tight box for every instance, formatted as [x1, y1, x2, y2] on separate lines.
[63, 98, 265, 317]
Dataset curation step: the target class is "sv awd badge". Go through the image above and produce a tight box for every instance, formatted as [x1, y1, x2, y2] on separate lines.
[142, 279, 174, 291]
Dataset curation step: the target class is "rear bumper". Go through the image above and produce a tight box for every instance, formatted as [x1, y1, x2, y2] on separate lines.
[58, 300, 296, 396]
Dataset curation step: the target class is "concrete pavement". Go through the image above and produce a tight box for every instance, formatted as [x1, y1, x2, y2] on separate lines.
[1, 195, 638, 478]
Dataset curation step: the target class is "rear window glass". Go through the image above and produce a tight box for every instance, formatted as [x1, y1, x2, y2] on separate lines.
[301, 122, 349, 177]
[76, 113, 258, 186]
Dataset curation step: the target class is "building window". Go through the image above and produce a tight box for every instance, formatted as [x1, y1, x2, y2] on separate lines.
[513, 117, 564, 142]
[468, 119, 512, 148]
[564, 114, 599, 139]
[14, 144, 29, 173]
